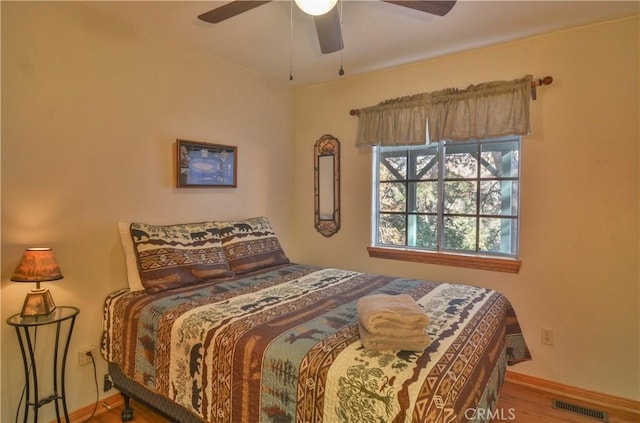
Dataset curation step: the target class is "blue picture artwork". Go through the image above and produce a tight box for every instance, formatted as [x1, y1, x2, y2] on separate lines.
[178, 141, 236, 187]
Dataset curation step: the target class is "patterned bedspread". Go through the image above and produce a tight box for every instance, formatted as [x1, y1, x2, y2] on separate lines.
[102, 264, 530, 423]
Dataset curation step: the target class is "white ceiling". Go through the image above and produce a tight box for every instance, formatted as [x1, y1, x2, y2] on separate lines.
[85, 1, 639, 86]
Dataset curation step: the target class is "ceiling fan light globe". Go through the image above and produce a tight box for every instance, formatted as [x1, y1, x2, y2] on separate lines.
[294, 0, 338, 16]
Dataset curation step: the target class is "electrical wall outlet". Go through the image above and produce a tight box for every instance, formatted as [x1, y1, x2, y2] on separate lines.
[79, 346, 96, 366]
[103, 373, 113, 392]
[541, 328, 554, 346]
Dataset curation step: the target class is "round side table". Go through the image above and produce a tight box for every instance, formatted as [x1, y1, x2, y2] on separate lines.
[7, 306, 79, 423]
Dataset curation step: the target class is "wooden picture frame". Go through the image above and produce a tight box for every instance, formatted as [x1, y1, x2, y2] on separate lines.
[176, 139, 237, 188]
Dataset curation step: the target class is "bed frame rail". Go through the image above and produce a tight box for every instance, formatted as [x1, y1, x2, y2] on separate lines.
[108, 362, 204, 423]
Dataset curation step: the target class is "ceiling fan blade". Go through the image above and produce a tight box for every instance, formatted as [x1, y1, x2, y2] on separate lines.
[382, 1, 457, 17]
[314, 6, 343, 54]
[198, 1, 271, 24]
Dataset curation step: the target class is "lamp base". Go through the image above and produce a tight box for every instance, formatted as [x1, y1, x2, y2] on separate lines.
[21, 288, 56, 317]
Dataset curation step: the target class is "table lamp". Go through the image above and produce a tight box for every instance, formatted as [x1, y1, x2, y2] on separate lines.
[11, 248, 63, 317]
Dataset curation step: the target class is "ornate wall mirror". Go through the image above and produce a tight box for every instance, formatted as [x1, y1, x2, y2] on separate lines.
[314, 134, 340, 237]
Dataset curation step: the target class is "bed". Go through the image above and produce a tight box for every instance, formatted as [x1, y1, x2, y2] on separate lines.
[101, 217, 531, 423]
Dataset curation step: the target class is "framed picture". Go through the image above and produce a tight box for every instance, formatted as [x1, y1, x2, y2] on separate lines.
[176, 139, 237, 188]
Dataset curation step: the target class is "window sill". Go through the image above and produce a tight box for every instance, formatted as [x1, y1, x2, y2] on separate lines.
[367, 247, 521, 274]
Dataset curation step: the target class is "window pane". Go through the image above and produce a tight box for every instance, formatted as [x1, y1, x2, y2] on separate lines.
[443, 216, 476, 251]
[480, 180, 518, 216]
[480, 141, 519, 178]
[407, 215, 437, 249]
[379, 152, 407, 181]
[444, 181, 477, 215]
[379, 182, 406, 212]
[410, 147, 439, 180]
[479, 217, 518, 255]
[445, 143, 478, 179]
[378, 214, 406, 246]
[410, 181, 438, 213]
[374, 138, 520, 258]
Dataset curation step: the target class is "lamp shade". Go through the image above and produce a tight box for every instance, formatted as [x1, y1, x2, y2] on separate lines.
[11, 248, 63, 282]
[294, 0, 338, 16]
[12, 248, 63, 317]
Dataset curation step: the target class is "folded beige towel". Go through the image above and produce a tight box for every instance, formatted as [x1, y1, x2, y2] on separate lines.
[358, 322, 432, 352]
[357, 294, 430, 336]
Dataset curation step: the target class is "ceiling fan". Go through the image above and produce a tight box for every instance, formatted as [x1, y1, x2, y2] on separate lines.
[198, 1, 457, 55]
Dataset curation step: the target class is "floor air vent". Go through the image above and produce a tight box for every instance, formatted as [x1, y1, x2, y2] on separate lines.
[552, 399, 608, 422]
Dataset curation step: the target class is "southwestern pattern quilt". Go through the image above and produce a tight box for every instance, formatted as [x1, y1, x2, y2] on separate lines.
[102, 264, 530, 423]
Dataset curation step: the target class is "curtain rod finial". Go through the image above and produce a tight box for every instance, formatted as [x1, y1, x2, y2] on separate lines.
[540, 76, 553, 86]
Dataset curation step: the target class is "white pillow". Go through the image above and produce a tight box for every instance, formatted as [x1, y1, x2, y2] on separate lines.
[117, 222, 145, 291]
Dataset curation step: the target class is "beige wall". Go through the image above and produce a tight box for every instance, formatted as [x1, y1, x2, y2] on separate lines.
[294, 17, 639, 401]
[1, 2, 294, 421]
[1, 1, 638, 420]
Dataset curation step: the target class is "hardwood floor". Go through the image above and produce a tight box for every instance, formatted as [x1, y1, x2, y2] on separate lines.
[495, 380, 638, 423]
[73, 379, 639, 423]
[78, 399, 171, 423]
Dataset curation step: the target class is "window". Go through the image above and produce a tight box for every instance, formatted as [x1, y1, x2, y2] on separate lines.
[370, 137, 521, 272]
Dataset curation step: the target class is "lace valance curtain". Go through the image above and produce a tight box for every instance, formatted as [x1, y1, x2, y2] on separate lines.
[356, 75, 532, 147]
